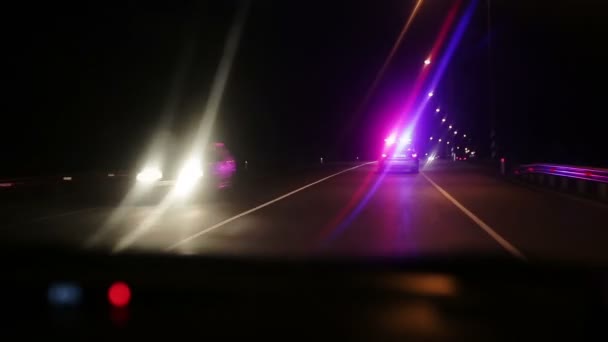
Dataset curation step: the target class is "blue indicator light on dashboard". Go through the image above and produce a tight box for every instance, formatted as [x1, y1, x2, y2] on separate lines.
[48, 282, 82, 307]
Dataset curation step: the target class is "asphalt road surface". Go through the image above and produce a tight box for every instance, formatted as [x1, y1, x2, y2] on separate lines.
[2, 160, 608, 264]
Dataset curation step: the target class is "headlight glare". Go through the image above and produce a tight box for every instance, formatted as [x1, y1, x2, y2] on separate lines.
[175, 158, 204, 195]
[136, 168, 162, 183]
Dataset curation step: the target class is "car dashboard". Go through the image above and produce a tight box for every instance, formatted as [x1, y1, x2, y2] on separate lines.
[3, 251, 607, 340]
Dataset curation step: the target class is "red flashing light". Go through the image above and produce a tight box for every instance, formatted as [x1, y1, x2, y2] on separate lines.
[108, 281, 131, 308]
[550, 168, 557, 172]
[527, 167, 534, 172]
[585, 171, 592, 177]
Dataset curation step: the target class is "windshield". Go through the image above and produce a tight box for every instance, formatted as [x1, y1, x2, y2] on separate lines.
[2, 0, 607, 265]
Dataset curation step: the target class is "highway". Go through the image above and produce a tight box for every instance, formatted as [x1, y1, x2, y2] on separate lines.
[1, 160, 607, 263]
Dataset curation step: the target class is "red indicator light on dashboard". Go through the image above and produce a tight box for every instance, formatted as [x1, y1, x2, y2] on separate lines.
[108, 281, 131, 308]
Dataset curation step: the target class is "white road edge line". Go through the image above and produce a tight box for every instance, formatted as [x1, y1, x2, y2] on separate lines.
[165, 162, 376, 251]
[421, 172, 527, 261]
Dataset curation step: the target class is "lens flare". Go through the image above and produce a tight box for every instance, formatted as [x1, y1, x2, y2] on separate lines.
[400, 134, 412, 144]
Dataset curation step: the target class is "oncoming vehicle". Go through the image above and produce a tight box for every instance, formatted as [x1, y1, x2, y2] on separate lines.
[378, 133, 419, 173]
[135, 142, 236, 197]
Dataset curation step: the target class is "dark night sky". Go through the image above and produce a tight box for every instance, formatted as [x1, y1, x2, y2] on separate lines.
[2, 0, 607, 176]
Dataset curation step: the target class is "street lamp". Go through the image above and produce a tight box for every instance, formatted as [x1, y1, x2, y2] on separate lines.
[428, 91, 434, 97]
[448, 125, 452, 129]
[429, 136, 433, 140]
[436, 107, 440, 112]
[441, 118, 446, 123]
[438, 138, 442, 142]
[424, 58, 431, 66]
[454, 130, 458, 135]
[463, 134, 466, 138]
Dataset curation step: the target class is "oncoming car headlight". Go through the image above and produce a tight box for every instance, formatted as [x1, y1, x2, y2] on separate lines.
[175, 158, 204, 195]
[136, 167, 163, 183]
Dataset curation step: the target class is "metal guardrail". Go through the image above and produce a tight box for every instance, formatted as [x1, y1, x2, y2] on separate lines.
[515, 164, 608, 183]
[512, 163, 608, 202]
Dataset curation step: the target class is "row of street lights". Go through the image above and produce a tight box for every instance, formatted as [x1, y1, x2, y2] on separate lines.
[422, 57, 476, 158]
